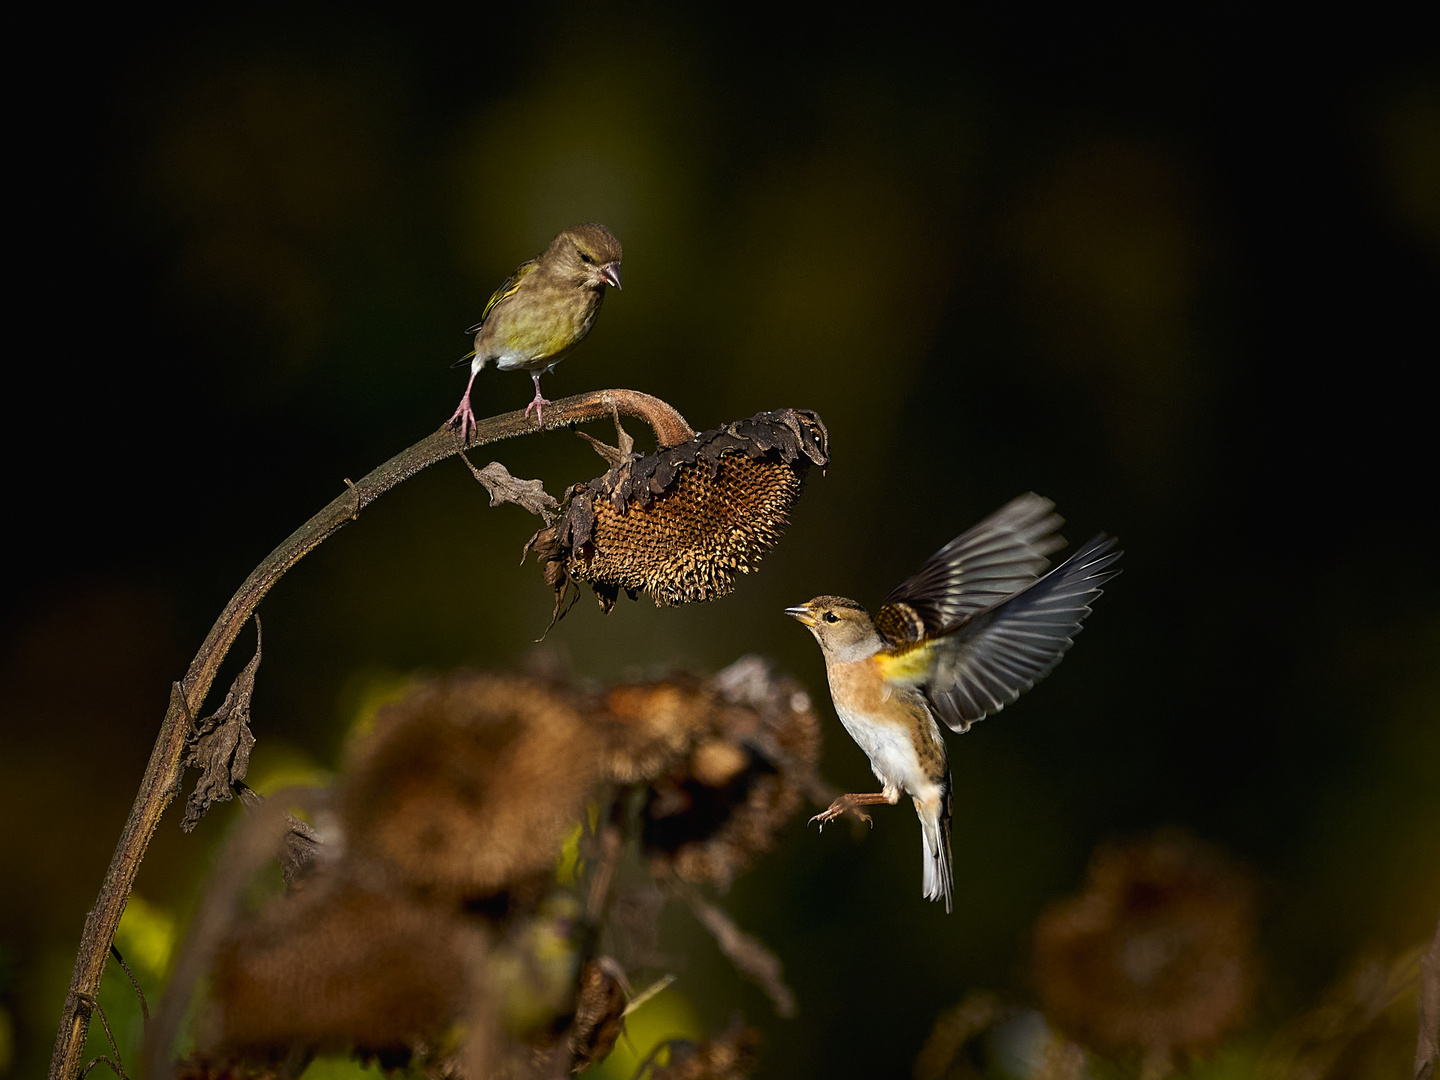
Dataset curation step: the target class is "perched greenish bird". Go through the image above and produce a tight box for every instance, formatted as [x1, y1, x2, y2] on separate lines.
[448, 223, 623, 437]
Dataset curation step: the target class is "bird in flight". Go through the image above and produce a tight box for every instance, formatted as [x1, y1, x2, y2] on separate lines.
[786, 493, 1121, 912]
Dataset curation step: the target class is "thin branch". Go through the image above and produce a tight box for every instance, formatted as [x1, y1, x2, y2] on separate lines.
[78, 1056, 123, 1080]
[678, 885, 796, 1018]
[50, 390, 694, 1080]
[108, 946, 148, 1025]
[76, 994, 126, 1080]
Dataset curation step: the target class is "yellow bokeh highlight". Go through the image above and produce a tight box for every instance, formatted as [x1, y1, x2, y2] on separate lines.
[243, 739, 331, 799]
[340, 668, 418, 744]
[556, 803, 601, 887]
[114, 892, 177, 978]
[588, 984, 704, 1079]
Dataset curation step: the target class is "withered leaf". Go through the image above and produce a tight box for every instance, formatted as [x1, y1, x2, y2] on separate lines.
[235, 783, 325, 890]
[182, 618, 261, 832]
[576, 429, 639, 470]
[568, 958, 628, 1071]
[463, 457, 558, 524]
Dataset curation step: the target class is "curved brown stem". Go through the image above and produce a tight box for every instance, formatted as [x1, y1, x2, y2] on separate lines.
[49, 390, 693, 1080]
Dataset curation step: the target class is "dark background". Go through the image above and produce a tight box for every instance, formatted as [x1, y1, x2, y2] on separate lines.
[3, 7, 1436, 1078]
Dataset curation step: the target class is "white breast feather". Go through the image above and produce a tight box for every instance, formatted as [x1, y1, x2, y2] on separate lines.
[834, 703, 933, 801]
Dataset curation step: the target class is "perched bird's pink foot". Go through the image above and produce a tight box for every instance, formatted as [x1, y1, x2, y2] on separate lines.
[523, 374, 552, 428]
[809, 792, 890, 831]
[449, 397, 477, 440]
[449, 368, 482, 440]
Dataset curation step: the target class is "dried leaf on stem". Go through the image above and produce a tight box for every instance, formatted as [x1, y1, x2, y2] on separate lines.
[460, 456, 559, 525]
[182, 619, 262, 831]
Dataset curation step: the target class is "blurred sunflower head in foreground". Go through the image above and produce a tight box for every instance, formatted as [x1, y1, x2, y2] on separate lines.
[163, 658, 821, 1079]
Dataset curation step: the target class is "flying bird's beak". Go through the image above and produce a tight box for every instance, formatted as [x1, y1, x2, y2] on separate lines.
[784, 605, 816, 627]
[601, 262, 622, 289]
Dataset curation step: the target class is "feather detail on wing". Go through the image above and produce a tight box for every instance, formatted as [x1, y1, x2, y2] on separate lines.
[918, 534, 1122, 733]
[874, 492, 1066, 647]
[465, 259, 539, 334]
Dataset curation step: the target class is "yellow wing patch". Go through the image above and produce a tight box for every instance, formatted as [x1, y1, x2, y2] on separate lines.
[471, 259, 538, 331]
[874, 639, 938, 686]
[483, 261, 537, 320]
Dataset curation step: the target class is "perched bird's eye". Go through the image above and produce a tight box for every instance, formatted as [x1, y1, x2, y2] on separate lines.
[579, 252, 594, 264]
[823, 612, 840, 624]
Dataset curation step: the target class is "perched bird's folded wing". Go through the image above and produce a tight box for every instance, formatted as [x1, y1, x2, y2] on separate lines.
[874, 493, 1066, 646]
[465, 259, 539, 334]
[921, 534, 1122, 732]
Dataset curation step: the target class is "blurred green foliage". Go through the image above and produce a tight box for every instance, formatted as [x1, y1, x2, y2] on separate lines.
[3, 6, 1437, 1078]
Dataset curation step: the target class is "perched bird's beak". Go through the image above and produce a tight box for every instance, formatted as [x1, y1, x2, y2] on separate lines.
[784, 605, 816, 627]
[601, 262, 623, 289]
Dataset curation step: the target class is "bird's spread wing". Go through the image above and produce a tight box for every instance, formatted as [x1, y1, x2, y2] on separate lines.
[873, 493, 1066, 647]
[885, 534, 1121, 733]
[465, 259, 539, 334]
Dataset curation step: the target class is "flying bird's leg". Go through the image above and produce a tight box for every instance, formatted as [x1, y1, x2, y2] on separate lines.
[448, 367, 482, 440]
[809, 792, 894, 831]
[523, 373, 552, 428]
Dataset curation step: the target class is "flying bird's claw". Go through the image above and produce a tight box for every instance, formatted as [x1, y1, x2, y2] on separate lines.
[809, 800, 873, 831]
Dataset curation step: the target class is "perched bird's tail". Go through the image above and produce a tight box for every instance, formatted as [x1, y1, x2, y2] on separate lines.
[918, 781, 953, 914]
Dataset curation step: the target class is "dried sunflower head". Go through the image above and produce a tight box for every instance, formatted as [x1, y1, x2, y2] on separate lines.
[340, 673, 604, 904]
[528, 408, 828, 618]
[203, 874, 483, 1061]
[1032, 829, 1258, 1069]
[631, 657, 822, 890]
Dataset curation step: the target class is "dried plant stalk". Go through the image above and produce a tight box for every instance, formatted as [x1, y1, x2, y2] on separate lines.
[49, 390, 700, 1080]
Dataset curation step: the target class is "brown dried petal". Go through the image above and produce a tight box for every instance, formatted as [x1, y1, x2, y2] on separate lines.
[234, 784, 326, 891]
[173, 1054, 286, 1079]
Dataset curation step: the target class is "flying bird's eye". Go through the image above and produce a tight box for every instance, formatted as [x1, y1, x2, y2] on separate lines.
[823, 612, 840, 624]
[579, 252, 594, 264]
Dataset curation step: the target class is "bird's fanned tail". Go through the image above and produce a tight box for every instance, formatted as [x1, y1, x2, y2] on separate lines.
[918, 783, 953, 914]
